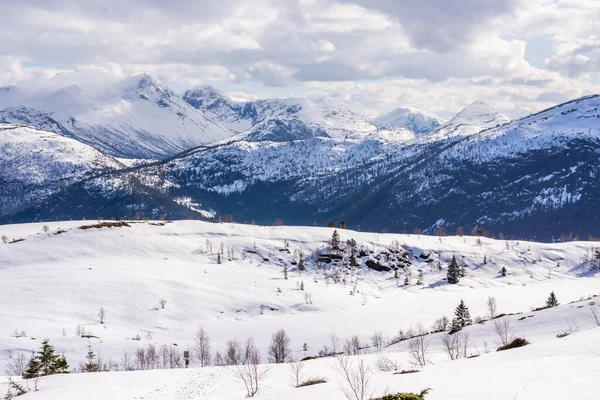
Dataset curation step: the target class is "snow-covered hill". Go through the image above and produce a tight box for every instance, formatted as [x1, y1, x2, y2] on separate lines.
[0, 75, 234, 158]
[0, 220, 599, 399]
[373, 107, 444, 135]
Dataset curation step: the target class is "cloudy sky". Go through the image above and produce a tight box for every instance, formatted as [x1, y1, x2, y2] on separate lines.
[1, 0, 599, 119]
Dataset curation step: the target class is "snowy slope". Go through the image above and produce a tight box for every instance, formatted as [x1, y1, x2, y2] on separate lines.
[0, 221, 599, 399]
[0, 124, 122, 216]
[372, 107, 444, 135]
[0, 75, 234, 158]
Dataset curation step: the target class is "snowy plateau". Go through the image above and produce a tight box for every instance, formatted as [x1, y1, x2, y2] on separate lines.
[0, 221, 599, 399]
[2, 74, 600, 239]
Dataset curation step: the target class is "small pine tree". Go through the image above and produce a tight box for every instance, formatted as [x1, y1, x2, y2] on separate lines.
[404, 274, 409, 286]
[300, 281, 304, 291]
[331, 230, 341, 251]
[483, 255, 487, 265]
[447, 256, 460, 284]
[450, 300, 472, 332]
[217, 253, 221, 264]
[23, 352, 42, 380]
[84, 344, 99, 372]
[298, 252, 305, 271]
[546, 291, 559, 307]
[283, 265, 288, 280]
[501, 267, 507, 277]
[394, 270, 399, 279]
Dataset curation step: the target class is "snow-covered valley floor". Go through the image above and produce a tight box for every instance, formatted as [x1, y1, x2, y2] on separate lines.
[1, 220, 599, 399]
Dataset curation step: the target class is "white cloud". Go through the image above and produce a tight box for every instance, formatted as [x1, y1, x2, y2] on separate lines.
[0, 0, 598, 118]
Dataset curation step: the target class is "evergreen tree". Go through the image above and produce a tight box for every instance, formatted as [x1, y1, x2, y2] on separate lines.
[297, 252, 305, 271]
[501, 267, 507, 277]
[331, 230, 341, 251]
[23, 340, 69, 379]
[347, 238, 358, 267]
[447, 255, 460, 284]
[450, 300, 472, 333]
[546, 291, 559, 307]
[217, 253, 221, 264]
[483, 255, 487, 265]
[283, 264, 288, 280]
[300, 281, 304, 290]
[394, 270, 399, 280]
[404, 274, 409, 286]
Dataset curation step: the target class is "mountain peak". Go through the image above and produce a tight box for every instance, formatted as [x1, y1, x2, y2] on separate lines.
[373, 106, 444, 135]
[450, 100, 510, 128]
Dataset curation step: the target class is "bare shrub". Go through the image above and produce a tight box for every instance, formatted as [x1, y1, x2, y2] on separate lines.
[267, 329, 292, 363]
[214, 351, 224, 366]
[374, 354, 400, 372]
[289, 359, 305, 387]
[492, 317, 514, 346]
[407, 325, 429, 367]
[235, 338, 268, 398]
[486, 296, 498, 319]
[5, 353, 27, 376]
[159, 299, 167, 309]
[333, 355, 372, 400]
[194, 326, 211, 367]
[371, 331, 384, 351]
[135, 344, 158, 370]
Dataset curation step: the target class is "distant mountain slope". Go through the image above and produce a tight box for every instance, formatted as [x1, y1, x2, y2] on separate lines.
[373, 106, 445, 134]
[0, 124, 122, 216]
[0, 74, 234, 158]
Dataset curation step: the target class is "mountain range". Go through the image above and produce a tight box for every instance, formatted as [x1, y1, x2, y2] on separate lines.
[1, 73, 599, 240]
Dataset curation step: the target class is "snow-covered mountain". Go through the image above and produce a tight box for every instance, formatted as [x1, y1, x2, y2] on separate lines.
[420, 100, 511, 142]
[184, 86, 378, 141]
[373, 106, 444, 135]
[0, 74, 234, 158]
[2, 90, 600, 240]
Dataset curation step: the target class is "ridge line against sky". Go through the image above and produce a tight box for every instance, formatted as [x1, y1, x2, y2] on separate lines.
[1, 0, 599, 119]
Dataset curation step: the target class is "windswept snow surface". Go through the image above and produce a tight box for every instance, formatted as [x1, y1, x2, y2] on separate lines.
[1, 221, 599, 399]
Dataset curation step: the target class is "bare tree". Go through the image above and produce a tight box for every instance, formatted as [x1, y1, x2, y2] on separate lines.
[194, 326, 211, 367]
[441, 331, 471, 360]
[407, 324, 429, 367]
[344, 335, 361, 355]
[590, 302, 600, 326]
[329, 330, 340, 355]
[492, 317, 514, 346]
[289, 359, 305, 387]
[98, 307, 106, 324]
[235, 338, 268, 397]
[371, 331, 384, 351]
[43, 225, 49, 234]
[267, 329, 292, 363]
[214, 351, 224, 366]
[431, 316, 449, 332]
[333, 355, 372, 400]
[159, 299, 167, 310]
[2, 234, 9, 244]
[374, 354, 400, 372]
[225, 340, 243, 365]
[487, 296, 498, 319]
